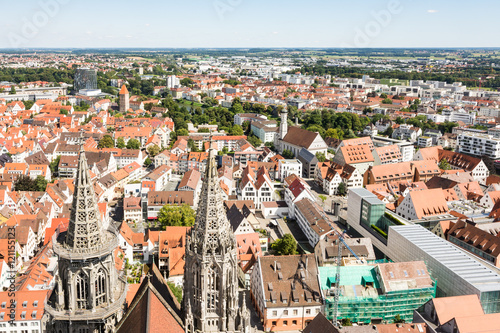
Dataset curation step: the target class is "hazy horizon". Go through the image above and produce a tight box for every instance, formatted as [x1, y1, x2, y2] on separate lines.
[1, 0, 499, 49]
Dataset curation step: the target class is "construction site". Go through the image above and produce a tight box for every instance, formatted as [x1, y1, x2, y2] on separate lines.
[319, 261, 437, 324]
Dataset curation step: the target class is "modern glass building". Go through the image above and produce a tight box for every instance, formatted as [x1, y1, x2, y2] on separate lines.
[387, 225, 500, 314]
[74, 68, 97, 92]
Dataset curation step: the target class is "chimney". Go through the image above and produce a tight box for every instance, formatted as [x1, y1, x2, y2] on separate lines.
[305, 257, 308, 270]
[274, 260, 277, 272]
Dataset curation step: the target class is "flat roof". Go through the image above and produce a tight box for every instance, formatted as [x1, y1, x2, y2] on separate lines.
[390, 225, 500, 293]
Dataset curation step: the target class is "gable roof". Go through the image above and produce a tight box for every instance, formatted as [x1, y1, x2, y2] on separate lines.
[431, 294, 484, 325]
[282, 126, 322, 149]
[116, 264, 183, 333]
[407, 188, 449, 219]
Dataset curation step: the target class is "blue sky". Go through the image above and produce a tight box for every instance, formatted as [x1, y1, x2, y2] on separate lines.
[1, 0, 499, 49]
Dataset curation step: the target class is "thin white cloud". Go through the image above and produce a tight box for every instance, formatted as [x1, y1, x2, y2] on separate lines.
[427, 9, 438, 13]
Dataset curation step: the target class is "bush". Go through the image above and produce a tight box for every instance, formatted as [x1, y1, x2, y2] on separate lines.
[371, 225, 388, 238]
[384, 212, 404, 225]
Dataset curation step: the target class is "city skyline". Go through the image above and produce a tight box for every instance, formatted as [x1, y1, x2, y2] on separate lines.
[1, 0, 500, 49]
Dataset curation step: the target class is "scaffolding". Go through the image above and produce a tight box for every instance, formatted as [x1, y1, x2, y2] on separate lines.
[320, 266, 436, 324]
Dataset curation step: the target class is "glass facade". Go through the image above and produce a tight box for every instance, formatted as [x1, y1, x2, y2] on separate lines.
[360, 198, 385, 228]
[481, 290, 500, 314]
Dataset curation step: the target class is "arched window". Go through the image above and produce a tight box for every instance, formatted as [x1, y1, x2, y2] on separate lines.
[76, 272, 88, 309]
[207, 265, 219, 312]
[95, 269, 106, 306]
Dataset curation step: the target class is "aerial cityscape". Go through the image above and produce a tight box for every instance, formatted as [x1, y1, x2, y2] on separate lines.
[0, 1, 500, 333]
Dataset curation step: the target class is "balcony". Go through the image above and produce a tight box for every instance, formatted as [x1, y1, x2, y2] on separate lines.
[53, 231, 119, 260]
[45, 277, 127, 321]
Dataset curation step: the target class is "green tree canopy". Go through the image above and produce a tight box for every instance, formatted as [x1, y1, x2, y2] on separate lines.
[230, 124, 244, 136]
[116, 137, 126, 148]
[438, 158, 451, 170]
[147, 144, 161, 157]
[316, 152, 326, 162]
[337, 182, 347, 196]
[49, 155, 61, 175]
[126, 138, 141, 149]
[281, 149, 294, 159]
[247, 132, 262, 148]
[14, 175, 47, 191]
[271, 234, 298, 255]
[157, 204, 196, 228]
[98, 135, 115, 148]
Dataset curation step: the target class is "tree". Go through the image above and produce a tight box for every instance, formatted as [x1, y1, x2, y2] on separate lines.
[271, 234, 297, 255]
[247, 132, 262, 148]
[10, 86, 16, 95]
[126, 139, 140, 149]
[180, 78, 193, 87]
[34, 176, 48, 191]
[316, 152, 326, 162]
[157, 204, 196, 228]
[230, 124, 244, 136]
[49, 155, 61, 175]
[14, 175, 37, 191]
[147, 144, 161, 157]
[98, 135, 115, 148]
[282, 149, 294, 159]
[380, 93, 388, 99]
[144, 157, 152, 166]
[438, 158, 451, 170]
[23, 100, 34, 110]
[176, 128, 189, 137]
[341, 318, 352, 326]
[393, 314, 405, 324]
[337, 182, 347, 196]
[116, 137, 126, 149]
[59, 109, 69, 115]
[167, 281, 183, 303]
[318, 195, 327, 207]
[382, 98, 393, 104]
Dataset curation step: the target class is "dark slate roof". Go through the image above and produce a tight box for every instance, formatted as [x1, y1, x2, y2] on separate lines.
[298, 147, 318, 164]
[226, 204, 246, 232]
[303, 312, 339, 333]
[0, 154, 13, 167]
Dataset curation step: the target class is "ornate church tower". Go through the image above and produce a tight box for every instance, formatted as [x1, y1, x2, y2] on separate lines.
[183, 140, 250, 333]
[46, 144, 127, 333]
[275, 109, 288, 153]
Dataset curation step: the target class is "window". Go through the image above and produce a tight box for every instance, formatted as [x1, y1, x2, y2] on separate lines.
[95, 269, 106, 307]
[76, 272, 89, 309]
[306, 309, 311, 315]
[292, 320, 297, 325]
[22, 301, 27, 308]
[283, 310, 288, 316]
[271, 321, 277, 327]
[293, 309, 298, 315]
[283, 320, 288, 326]
[272, 311, 277, 316]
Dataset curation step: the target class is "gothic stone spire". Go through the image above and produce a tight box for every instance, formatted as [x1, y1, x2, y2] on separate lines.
[192, 137, 234, 254]
[64, 143, 104, 251]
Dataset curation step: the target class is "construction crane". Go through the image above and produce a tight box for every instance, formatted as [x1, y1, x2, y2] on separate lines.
[332, 229, 362, 327]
